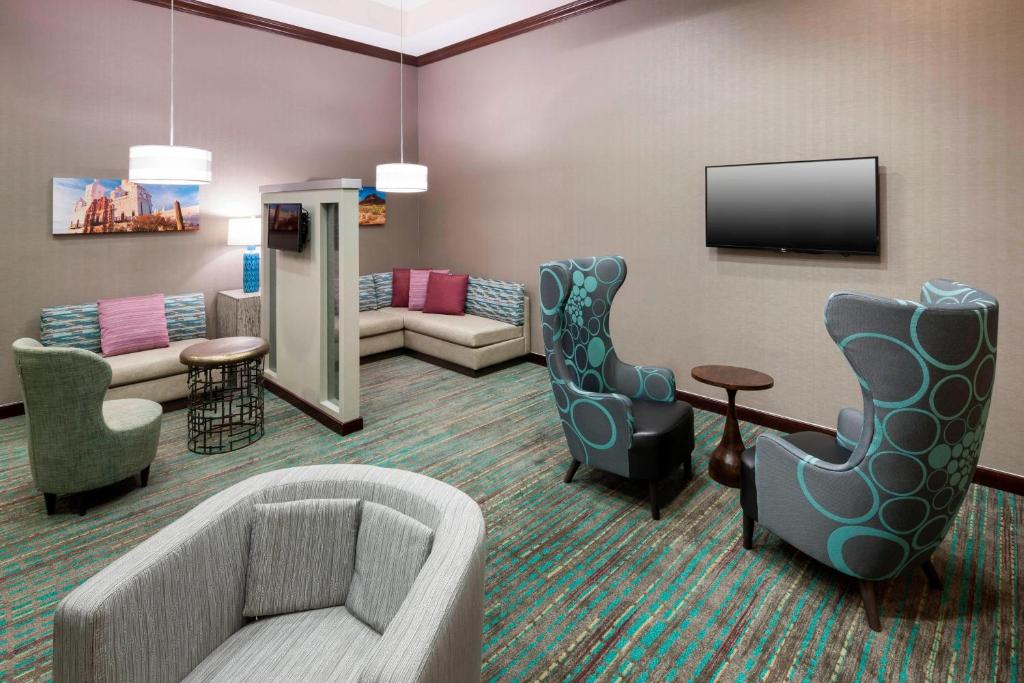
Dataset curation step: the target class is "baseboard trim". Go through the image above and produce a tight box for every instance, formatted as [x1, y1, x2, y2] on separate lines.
[263, 378, 364, 436]
[0, 401, 25, 419]
[524, 351, 1021, 495]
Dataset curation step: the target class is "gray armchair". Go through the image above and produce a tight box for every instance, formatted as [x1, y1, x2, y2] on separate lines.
[54, 465, 487, 682]
[539, 256, 695, 519]
[12, 338, 161, 515]
[740, 279, 998, 630]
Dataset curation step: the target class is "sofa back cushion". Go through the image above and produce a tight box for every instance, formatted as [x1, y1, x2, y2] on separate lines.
[97, 294, 170, 357]
[243, 498, 361, 618]
[465, 277, 526, 326]
[372, 271, 393, 309]
[41, 293, 207, 352]
[346, 502, 434, 633]
[359, 275, 377, 312]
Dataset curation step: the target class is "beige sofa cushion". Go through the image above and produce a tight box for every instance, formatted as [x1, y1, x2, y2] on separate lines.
[106, 338, 205, 387]
[400, 310, 522, 348]
[359, 309, 405, 338]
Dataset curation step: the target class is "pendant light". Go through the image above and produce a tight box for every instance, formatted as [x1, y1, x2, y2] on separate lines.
[376, 0, 426, 193]
[129, 0, 212, 185]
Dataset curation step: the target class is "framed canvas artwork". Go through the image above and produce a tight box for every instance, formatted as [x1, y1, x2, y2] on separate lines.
[359, 186, 386, 227]
[52, 177, 200, 234]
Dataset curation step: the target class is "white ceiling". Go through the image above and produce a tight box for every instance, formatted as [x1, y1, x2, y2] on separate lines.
[204, 0, 572, 56]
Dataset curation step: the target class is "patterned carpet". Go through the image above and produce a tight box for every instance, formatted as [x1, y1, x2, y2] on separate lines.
[0, 355, 1020, 681]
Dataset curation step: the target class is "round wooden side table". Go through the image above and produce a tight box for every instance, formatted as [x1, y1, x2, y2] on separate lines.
[691, 364, 774, 488]
[180, 336, 270, 454]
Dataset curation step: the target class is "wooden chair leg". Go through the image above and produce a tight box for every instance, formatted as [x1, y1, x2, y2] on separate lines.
[858, 580, 882, 632]
[921, 560, 943, 590]
[742, 514, 754, 549]
[648, 480, 660, 520]
[44, 493, 56, 516]
[564, 459, 580, 484]
[140, 466, 151, 488]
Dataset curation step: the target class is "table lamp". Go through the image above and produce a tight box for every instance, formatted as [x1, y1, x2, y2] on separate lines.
[227, 217, 261, 293]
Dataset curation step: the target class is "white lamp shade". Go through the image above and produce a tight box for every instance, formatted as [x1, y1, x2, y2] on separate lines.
[375, 163, 427, 193]
[227, 217, 261, 246]
[129, 145, 212, 185]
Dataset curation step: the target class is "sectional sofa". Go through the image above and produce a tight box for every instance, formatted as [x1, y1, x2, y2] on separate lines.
[37, 293, 208, 403]
[357, 272, 530, 373]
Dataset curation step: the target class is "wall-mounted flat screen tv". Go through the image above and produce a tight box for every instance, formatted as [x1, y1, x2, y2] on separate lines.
[267, 202, 308, 252]
[705, 157, 879, 255]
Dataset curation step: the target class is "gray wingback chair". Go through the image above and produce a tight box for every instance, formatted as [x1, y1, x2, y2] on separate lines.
[12, 339, 161, 515]
[740, 279, 998, 630]
[539, 257, 695, 519]
[54, 465, 487, 682]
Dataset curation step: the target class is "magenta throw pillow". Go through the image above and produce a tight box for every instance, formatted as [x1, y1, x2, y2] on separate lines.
[390, 268, 411, 308]
[97, 293, 170, 357]
[423, 273, 469, 315]
[408, 269, 449, 310]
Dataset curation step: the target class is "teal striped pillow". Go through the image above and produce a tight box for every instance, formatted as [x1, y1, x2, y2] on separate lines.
[165, 293, 207, 341]
[373, 272, 393, 309]
[359, 275, 378, 311]
[41, 293, 206, 350]
[40, 303, 101, 352]
[465, 277, 525, 326]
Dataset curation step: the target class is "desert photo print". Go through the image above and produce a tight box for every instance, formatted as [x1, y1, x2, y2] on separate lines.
[359, 186, 386, 226]
[52, 177, 200, 235]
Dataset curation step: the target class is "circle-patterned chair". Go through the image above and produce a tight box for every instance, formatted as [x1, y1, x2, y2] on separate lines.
[539, 256, 695, 519]
[740, 279, 998, 630]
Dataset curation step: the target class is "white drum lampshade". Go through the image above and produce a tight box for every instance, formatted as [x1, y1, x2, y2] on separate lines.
[227, 216, 261, 246]
[375, 163, 428, 193]
[129, 145, 212, 185]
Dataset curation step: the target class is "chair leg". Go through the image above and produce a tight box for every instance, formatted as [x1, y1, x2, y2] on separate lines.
[564, 459, 580, 484]
[44, 493, 56, 516]
[140, 466, 151, 488]
[921, 560, 943, 590]
[648, 480, 660, 520]
[683, 453, 693, 482]
[742, 514, 754, 549]
[77, 498, 87, 517]
[858, 580, 882, 632]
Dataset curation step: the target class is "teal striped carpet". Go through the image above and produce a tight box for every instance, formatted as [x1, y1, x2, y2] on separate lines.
[0, 355, 1020, 681]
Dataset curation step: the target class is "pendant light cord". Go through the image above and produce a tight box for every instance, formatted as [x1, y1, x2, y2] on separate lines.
[170, 0, 175, 146]
[399, 0, 404, 163]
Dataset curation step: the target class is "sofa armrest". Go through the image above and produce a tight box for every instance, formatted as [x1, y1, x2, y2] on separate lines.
[54, 497, 252, 682]
[357, 497, 487, 682]
[835, 407, 863, 450]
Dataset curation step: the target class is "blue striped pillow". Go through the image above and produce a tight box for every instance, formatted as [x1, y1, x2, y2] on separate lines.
[465, 277, 525, 326]
[165, 293, 207, 341]
[41, 293, 206, 350]
[372, 272, 393, 309]
[359, 275, 378, 311]
[40, 303, 101, 352]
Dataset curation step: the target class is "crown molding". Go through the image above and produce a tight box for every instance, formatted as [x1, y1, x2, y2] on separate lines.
[130, 0, 420, 66]
[129, 0, 631, 67]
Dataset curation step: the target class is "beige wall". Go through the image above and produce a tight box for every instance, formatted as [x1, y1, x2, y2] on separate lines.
[0, 0, 420, 405]
[417, 0, 1024, 474]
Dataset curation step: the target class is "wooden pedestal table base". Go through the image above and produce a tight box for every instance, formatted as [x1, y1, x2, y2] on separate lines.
[691, 364, 774, 488]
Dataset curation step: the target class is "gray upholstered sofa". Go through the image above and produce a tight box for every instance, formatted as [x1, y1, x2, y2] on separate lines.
[358, 273, 529, 372]
[54, 465, 487, 682]
[38, 293, 208, 403]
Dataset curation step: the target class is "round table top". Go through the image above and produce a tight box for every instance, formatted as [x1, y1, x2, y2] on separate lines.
[691, 364, 774, 391]
[180, 336, 270, 367]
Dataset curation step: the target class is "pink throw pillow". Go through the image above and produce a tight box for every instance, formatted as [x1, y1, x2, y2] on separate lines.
[423, 273, 469, 315]
[408, 269, 449, 310]
[98, 293, 170, 357]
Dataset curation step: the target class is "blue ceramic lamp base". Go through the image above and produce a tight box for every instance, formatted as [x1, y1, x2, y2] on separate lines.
[242, 248, 260, 294]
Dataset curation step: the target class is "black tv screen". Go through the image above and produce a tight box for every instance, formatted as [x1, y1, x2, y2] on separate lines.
[267, 203, 305, 252]
[705, 157, 879, 255]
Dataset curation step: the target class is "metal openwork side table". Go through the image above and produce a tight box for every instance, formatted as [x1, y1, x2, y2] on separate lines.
[180, 337, 270, 454]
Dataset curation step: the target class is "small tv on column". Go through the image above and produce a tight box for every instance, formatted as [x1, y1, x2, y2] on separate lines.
[705, 156, 879, 255]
